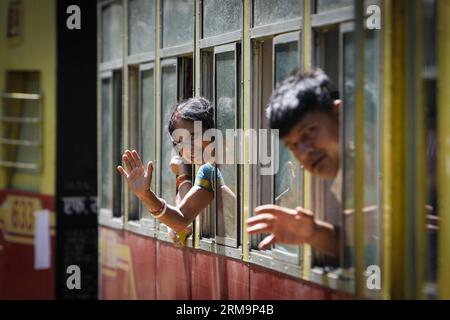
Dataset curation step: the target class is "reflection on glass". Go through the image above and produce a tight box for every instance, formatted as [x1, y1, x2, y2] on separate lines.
[128, 0, 155, 55]
[203, 0, 241, 38]
[253, 0, 302, 27]
[162, 0, 194, 48]
[273, 41, 302, 257]
[101, 79, 112, 209]
[141, 69, 156, 219]
[101, 2, 123, 62]
[316, 0, 353, 13]
[161, 65, 177, 204]
[215, 51, 237, 242]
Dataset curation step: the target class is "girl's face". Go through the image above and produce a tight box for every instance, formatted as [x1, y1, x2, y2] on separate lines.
[172, 118, 213, 164]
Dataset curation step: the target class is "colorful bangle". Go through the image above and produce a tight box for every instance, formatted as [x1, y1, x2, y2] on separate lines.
[153, 199, 167, 219]
[176, 175, 192, 189]
[178, 180, 192, 189]
[152, 198, 164, 215]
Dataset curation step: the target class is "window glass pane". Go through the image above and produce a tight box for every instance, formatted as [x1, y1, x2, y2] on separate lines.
[162, 0, 194, 48]
[161, 65, 177, 205]
[141, 69, 156, 219]
[253, 0, 302, 27]
[101, 1, 123, 62]
[101, 78, 112, 209]
[215, 51, 238, 243]
[128, 0, 155, 55]
[203, 0, 242, 38]
[316, 0, 353, 13]
[273, 41, 302, 257]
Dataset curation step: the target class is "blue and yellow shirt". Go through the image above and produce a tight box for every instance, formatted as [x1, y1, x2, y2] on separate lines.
[194, 162, 225, 192]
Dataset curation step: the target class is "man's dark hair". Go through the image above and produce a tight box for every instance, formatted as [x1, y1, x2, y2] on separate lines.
[168, 97, 214, 136]
[266, 68, 340, 138]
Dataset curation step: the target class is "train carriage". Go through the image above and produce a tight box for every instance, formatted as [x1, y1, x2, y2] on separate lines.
[0, 0, 449, 300]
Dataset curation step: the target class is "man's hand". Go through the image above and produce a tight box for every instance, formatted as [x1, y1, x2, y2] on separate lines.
[247, 205, 316, 250]
[117, 149, 153, 200]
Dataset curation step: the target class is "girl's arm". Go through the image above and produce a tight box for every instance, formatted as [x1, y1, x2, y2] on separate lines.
[118, 149, 213, 233]
[138, 186, 213, 232]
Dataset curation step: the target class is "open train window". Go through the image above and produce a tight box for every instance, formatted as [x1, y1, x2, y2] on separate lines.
[214, 44, 240, 248]
[310, 26, 342, 272]
[196, 2, 243, 257]
[198, 43, 242, 255]
[250, 31, 304, 274]
[157, 56, 193, 242]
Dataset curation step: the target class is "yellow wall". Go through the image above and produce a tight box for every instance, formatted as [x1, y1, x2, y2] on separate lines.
[0, 0, 56, 195]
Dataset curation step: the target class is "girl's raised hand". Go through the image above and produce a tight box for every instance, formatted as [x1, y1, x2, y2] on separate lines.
[117, 149, 153, 199]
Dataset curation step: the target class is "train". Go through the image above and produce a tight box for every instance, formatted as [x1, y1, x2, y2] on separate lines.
[0, 0, 449, 300]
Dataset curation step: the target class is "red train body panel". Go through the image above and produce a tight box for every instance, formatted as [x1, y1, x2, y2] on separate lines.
[99, 227, 351, 300]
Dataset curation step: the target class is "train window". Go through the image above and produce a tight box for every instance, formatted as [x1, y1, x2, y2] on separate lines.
[99, 70, 123, 219]
[101, 0, 123, 62]
[128, 0, 155, 55]
[126, 62, 157, 227]
[272, 33, 303, 264]
[157, 57, 193, 239]
[315, 0, 353, 13]
[202, 0, 242, 39]
[250, 32, 303, 270]
[112, 71, 124, 217]
[161, 0, 194, 49]
[253, 0, 303, 27]
[214, 44, 240, 248]
[159, 60, 178, 235]
[197, 43, 241, 255]
[311, 27, 341, 271]
[140, 65, 157, 218]
[100, 76, 112, 211]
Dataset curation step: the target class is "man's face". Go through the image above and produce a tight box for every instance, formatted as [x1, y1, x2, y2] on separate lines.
[282, 105, 340, 180]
